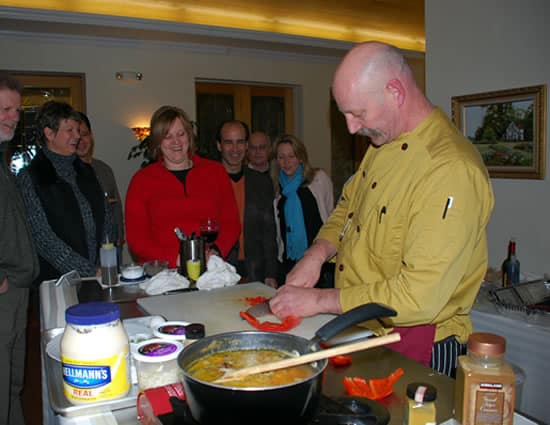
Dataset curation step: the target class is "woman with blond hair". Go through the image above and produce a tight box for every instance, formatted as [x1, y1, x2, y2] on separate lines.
[272, 134, 334, 287]
[125, 106, 240, 268]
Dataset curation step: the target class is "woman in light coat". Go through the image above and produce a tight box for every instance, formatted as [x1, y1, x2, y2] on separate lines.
[272, 134, 334, 287]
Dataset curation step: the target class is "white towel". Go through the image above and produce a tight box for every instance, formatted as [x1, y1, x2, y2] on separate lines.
[196, 255, 241, 290]
[139, 269, 190, 295]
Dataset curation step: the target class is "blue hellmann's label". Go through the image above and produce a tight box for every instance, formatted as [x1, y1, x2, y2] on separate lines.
[62, 364, 111, 389]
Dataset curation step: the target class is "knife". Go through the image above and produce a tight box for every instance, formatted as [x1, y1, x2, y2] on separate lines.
[244, 299, 273, 319]
[162, 287, 199, 295]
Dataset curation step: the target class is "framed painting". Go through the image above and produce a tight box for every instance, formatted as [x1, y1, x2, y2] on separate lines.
[451, 85, 547, 179]
[0, 70, 86, 173]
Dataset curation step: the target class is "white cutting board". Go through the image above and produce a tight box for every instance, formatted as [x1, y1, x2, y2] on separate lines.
[137, 282, 336, 339]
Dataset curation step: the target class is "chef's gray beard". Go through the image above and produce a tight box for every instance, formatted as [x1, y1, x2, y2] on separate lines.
[357, 128, 383, 139]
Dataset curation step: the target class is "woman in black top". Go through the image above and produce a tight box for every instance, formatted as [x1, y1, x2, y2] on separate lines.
[17, 101, 114, 284]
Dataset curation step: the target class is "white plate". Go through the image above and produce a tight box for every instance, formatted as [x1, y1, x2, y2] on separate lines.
[120, 274, 148, 285]
[45, 333, 63, 362]
[96, 274, 149, 287]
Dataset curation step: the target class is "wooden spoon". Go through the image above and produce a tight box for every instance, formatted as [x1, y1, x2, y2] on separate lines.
[214, 332, 400, 384]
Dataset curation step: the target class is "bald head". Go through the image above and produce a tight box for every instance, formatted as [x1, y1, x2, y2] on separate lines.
[334, 42, 411, 102]
[332, 41, 432, 144]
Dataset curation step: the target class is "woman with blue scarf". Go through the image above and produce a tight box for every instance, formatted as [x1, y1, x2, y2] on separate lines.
[272, 135, 334, 287]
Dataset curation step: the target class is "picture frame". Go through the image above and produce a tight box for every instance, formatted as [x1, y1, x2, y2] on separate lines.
[451, 85, 547, 179]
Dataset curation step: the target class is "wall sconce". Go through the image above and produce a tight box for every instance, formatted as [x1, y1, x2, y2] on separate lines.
[131, 126, 150, 141]
[115, 71, 143, 81]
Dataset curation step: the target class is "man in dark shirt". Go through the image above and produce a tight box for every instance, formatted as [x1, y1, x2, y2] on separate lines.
[247, 131, 271, 173]
[0, 73, 40, 425]
[217, 120, 278, 287]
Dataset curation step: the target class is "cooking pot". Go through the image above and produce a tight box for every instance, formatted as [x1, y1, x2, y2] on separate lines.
[178, 303, 397, 425]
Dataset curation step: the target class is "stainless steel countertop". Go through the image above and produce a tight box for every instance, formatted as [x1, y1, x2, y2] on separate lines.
[40, 278, 456, 425]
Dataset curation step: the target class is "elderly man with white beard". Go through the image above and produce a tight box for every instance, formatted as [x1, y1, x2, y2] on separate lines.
[0, 73, 39, 425]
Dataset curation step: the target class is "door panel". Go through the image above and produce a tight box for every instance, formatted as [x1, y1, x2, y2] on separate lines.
[196, 82, 293, 159]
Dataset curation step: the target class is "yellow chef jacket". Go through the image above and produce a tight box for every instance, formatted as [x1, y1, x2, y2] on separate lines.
[317, 108, 494, 343]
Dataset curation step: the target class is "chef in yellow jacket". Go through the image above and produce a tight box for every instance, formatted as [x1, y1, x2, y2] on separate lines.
[270, 41, 494, 377]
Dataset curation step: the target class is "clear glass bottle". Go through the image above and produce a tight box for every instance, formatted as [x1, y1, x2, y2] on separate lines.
[454, 332, 515, 425]
[403, 382, 437, 425]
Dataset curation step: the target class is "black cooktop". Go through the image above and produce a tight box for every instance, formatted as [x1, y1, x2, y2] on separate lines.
[157, 394, 390, 425]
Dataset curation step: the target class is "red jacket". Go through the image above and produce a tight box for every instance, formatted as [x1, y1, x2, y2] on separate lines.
[125, 155, 240, 267]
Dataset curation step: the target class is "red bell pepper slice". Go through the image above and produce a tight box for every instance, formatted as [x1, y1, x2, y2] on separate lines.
[343, 368, 404, 400]
[329, 355, 353, 367]
[245, 296, 268, 306]
[240, 310, 302, 332]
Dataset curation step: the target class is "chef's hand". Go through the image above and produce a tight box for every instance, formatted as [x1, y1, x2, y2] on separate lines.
[285, 239, 336, 288]
[270, 285, 342, 318]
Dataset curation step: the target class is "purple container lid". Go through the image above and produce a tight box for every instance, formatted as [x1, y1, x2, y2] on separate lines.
[133, 339, 183, 363]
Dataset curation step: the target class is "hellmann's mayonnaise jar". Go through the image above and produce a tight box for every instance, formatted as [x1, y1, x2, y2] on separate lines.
[61, 302, 130, 404]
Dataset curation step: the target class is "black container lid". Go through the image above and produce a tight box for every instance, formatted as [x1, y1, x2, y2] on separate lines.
[406, 383, 437, 402]
[185, 323, 205, 340]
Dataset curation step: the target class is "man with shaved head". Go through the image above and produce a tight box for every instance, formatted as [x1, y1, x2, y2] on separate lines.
[270, 42, 494, 376]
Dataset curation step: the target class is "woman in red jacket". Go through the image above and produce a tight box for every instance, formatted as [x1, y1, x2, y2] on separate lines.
[125, 105, 240, 268]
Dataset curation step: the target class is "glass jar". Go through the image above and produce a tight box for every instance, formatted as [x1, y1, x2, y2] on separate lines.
[403, 382, 437, 425]
[61, 302, 130, 404]
[454, 332, 515, 425]
[132, 339, 184, 390]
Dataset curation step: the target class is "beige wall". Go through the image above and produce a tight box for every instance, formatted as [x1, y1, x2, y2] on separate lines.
[1, 33, 340, 210]
[426, 0, 550, 276]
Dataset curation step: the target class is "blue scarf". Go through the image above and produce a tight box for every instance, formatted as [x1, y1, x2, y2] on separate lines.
[280, 164, 308, 260]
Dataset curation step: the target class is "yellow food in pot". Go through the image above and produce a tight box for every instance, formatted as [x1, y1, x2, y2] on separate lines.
[186, 349, 315, 388]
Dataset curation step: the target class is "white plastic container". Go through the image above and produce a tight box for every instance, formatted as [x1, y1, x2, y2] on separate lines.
[132, 339, 184, 390]
[61, 302, 130, 404]
[100, 242, 118, 286]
